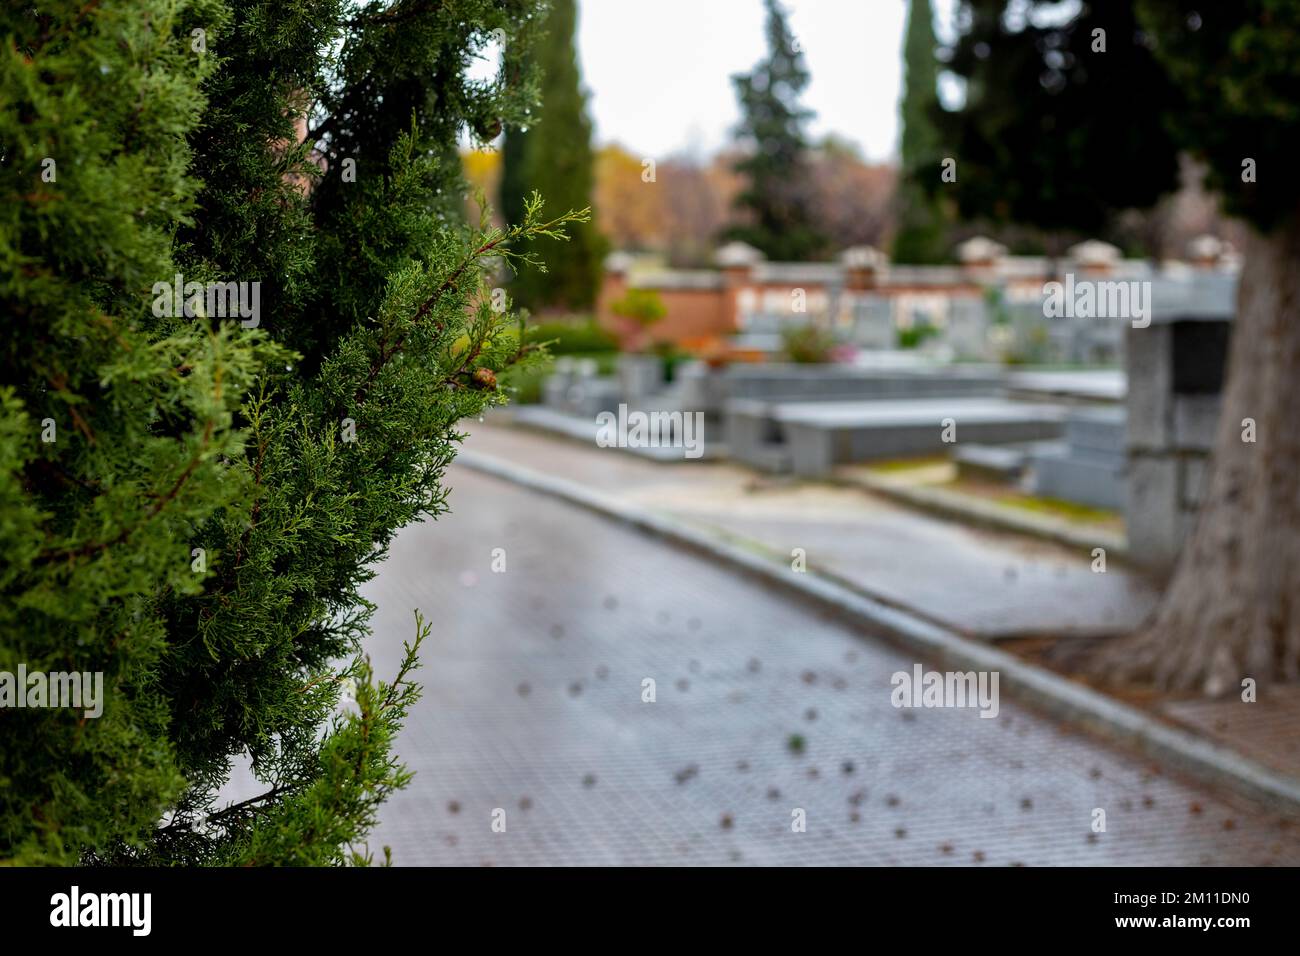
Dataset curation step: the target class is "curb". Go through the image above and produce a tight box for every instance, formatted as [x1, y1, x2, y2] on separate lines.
[500, 407, 1129, 558]
[835, 470, 1130, 559]
[458, 447, 1300, 817]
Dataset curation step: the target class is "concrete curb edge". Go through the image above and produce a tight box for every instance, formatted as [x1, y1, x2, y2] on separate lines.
[835, 471, 1130, 559]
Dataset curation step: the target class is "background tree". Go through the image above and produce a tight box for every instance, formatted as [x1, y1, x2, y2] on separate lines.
[938, 0, 1300, 694]
[935, 1, 1182, 260]
[500, 110, 532, 241]
[662, 152, 746, 267]
[461, 147, 505, 228]
[498, 0, 605, 313]
[593, 144, 670, 252]
[609, 288, 667, 352]
[1, 0, 584, 865]
[591, 144, 743, 267]
[892, 0, 949, 263]
[1110, 156, 1242, 264]
[724, 0, 828, 261]
[810, 137, 897, 253]
[587, 139, 893, 267]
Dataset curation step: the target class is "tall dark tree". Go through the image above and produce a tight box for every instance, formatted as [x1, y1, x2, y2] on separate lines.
[936, 2, 1181, 250]
[499, 0, 605, 313]
[938, 0, 1300, 695]
[1, 0, 584, 864]
[500, 116, 532, 241]
[724, 0, 829, 261]
[893, 0, 949, 263]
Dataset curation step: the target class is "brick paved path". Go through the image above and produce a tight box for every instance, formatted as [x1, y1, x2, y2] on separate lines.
[363, 466, 1299, 866]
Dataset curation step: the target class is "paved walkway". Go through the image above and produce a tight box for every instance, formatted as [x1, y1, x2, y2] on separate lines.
[459, 418, 1157, 640]
[363, 465, 1298, 865]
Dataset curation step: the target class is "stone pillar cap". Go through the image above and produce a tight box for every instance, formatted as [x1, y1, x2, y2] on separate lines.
[1186, 234, 1223, 261]
[1067, 239, 1121, 266]
[715, 241, 765, 267]
[956, 236, 1007, 264]
[840, 245, 887, 269]
[604, 251, 635, 274]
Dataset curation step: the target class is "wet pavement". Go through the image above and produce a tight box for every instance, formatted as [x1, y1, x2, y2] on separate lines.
[363, 465, 1299, 866]
[460, 418, 1157, 640]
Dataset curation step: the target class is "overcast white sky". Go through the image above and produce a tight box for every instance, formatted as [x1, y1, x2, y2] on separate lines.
[574, 0, 959, 163]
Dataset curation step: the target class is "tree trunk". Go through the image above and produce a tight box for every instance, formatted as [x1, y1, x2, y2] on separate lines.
[1098, 219, 1300, 695]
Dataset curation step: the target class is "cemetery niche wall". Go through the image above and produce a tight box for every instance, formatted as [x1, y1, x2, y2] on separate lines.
[1124, 280, 1235, 573]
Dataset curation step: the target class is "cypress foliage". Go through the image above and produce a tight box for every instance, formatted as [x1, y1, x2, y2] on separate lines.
[933, 0, 1180, 240]
[724, 0, 828, 262]
[1, 0, 585, 865]
[892, 0, 949, 264]
[498, 0, 605, 313]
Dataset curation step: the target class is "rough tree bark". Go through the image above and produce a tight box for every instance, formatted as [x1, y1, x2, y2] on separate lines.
[1099, 217, 1300, 695]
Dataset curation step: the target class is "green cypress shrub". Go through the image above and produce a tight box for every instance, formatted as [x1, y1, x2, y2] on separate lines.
[1, 0, 584, 865]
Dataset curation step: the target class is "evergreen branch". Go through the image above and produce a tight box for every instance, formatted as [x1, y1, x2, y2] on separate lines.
[344, 0, 441, 29]
[232, 386, 273, 573]
[25, 0, 103, 56]
[305, 114, 337, 145]
[352, 195, 589, 408]
[34, 417, 215, 566]
[200, 785, 292, 826]
[382, 611, 428, 711]
[180, 614, 427, 850]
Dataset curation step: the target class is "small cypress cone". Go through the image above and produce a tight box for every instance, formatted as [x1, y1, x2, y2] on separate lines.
[474, 115, 503, 141]
[472, 367, 498, 390]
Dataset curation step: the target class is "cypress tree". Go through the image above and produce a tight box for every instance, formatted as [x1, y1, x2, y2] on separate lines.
[1, 0, 585, 865]
[724, 0, 828, 262]
[500, 117, 532, 245]
[892, 0, 949, 264]
[499, 0, 605, 313]
[934, 1, 1180, 243]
